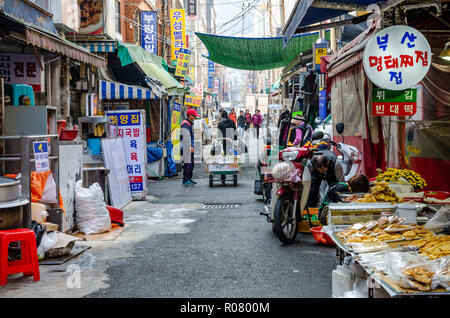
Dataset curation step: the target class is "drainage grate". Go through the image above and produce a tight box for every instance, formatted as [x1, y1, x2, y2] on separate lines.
[202, 203, 242, 209]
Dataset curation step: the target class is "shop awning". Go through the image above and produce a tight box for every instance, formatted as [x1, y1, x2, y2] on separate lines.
[25, 27, 107, 68]
[116, 42, 184, 95]
[283, 0, 383, 48]
[136, 62, 184, 96]
[77, 41, 117, 53]
[99, 80, 157, 101]
[195, 31, 327, 71]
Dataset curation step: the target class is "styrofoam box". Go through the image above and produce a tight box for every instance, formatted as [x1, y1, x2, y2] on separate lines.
[332, 265, 355, 298]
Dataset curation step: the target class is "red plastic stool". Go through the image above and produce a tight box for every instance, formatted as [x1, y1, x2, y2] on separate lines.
[0, 228, 40, 286]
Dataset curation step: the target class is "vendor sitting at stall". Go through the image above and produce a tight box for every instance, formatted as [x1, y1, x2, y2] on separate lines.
[318, 173, 370, 224]
[286, 114, 313, 147]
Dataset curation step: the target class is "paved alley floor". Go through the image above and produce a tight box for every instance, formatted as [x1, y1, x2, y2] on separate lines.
[0, 176, 337, 298]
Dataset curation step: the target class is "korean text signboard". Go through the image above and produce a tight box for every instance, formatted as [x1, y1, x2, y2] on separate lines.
[184, 95, 202, 107]
[175, 48, 191, 77]
[186, 0, 197, 16]
[363, 25, 431, 91]
[192, 83, 203, 97]
[208, 60, 215, 89]
[171, 101, 181, 161]
[313, 42, 327, 72]
[0, 54, 41, 91]
[107, 110, 147, 198]
[213, 78, 219, 94]
[372, 88, 417, 116]
[141, 11, 158, 55]
[170, 9, 186, 61]
[33, 142, 50, 172]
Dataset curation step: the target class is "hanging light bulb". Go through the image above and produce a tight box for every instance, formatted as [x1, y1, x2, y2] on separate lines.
[439, 42, 450, 61]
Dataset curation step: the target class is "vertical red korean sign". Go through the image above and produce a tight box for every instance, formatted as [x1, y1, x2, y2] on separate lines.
[363, 25, 431, 116]
[107, 110, 147, 199]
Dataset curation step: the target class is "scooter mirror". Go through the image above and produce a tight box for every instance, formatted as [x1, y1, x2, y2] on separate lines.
[314, 117, 321, 125]
[312, 131, 324, 141]
[336, 123, 345, 135]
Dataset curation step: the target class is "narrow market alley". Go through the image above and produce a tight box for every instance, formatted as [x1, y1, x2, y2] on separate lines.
[0, 162, 337, 298]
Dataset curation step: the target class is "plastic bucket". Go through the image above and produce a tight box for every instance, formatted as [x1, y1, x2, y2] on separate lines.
[87, 138, 101, 154]
[311, 226, 335, 246]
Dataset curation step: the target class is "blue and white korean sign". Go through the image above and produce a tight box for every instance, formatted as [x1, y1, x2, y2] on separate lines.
[208, 60, 215, 89]
[141, 11, 158, 55]
[33, 141, 49, 172]
[107, 110, 147, 198]
[363, 25, 431, 91]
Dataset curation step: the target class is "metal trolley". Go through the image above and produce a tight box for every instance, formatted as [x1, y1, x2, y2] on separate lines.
[206, 137, 241, 187]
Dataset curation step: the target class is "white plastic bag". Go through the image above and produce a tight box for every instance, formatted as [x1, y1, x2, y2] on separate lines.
[37, 231, 58, 259]
[386, 251, 439, 291]
[40, 173, 57, 204]
[424, 206, 450, 234]
[435, 256, 450, 290]
[75, 180, 111, 234]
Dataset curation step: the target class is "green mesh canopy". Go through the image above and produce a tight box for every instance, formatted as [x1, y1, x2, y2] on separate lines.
[195, 31, 329, 71]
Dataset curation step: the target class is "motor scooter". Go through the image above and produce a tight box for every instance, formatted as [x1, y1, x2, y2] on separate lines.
[259, 131, 324, 243]
[254, 137, 273, 204]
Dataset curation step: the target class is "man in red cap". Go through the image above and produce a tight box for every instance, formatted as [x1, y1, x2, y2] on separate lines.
[180, 108, 199, 186]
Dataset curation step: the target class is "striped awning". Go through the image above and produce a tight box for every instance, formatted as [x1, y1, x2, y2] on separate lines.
[25, 27, 106, 68]
[78, 42, 116, 53]
[99, 80, 157, 101]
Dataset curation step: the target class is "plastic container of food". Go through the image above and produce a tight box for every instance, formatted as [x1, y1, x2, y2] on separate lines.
[424, 191, 450, 200]
[311, 226, 336, 246]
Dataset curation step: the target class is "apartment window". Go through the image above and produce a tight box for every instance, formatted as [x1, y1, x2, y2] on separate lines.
[27, 0, 51, 13]
[116, 0, 121, 34]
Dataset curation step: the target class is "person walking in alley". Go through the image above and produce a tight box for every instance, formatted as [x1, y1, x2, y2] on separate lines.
[229, 108, 237, 124]
[245, 109, 252, 132]
[180, 108, 200, 186]
[252, 109, 263, 139]
[237, 110, 246, 138]
[218, 110, 237, 155]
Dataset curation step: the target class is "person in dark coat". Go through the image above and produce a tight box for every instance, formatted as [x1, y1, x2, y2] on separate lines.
[180, 108, 199, 186]
[237, 110, 246, 138]
[218, 111, 237, 154]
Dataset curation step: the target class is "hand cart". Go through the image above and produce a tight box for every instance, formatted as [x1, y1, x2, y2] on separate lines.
[206, 138, 241, 187]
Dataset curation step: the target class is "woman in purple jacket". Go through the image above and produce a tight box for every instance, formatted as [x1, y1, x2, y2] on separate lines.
[252, 110, 263, 139]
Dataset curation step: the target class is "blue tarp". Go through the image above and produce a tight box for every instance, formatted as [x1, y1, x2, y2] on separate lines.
[283, 0, 383, 48]
[165, 141, 177, 177]
[147, 142, 163, 163]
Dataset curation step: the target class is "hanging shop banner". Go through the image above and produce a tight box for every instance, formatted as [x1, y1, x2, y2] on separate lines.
[319, 88, 327, 119]
[107, 110, 147, 198]
[77, 0, 104, 35]
[192, 83, 203, 97]
[141, 11, 158, 55]
[33, 142, 49, 172]
[372, 88, 417, 116]
[213, 78, 219, 94]
[188, 66, 195, 80]
[363, 25, 431, 91]
[313, 42, 327, 72]
[175, 48, 191, 77]
[170, 9, 186, 61]
[186, 0, 197, 17]
[184, 95, 202, 107]
[208, 60, 215, 89]
[171, 101, 182, 161]
[0, 54, 41, 91]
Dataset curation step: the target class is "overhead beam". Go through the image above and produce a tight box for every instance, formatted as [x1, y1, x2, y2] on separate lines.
[310, 0, 368, 11]
[294, 13, 371, 34]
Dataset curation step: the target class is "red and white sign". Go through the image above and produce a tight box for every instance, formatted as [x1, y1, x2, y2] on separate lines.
[192, 83, 203, 97]
[0, 54, 41, 91]
[372, 103, 417, 116]
[363, 25, 431, 91]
